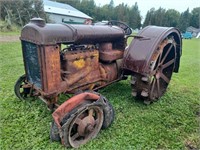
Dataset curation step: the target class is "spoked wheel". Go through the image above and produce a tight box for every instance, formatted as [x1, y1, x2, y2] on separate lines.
[80, 91, 115, 129]
[149, 38, 176, 100]
[50, 92, 115, 147]
[50, 97, 114, 142]
[131, 37, 177, 103]
[61, 101, 104, 148]
[14, 74, 33, 100]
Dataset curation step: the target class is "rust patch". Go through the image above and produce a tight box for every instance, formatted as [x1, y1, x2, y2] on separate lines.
[52, 92, 100, 128]
[99, 42, 124, 62]
[61, 49, 99, 74]
[42, 45, 61, 93]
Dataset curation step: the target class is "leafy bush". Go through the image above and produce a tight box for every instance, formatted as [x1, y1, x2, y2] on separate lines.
[0, 20, 20, 32]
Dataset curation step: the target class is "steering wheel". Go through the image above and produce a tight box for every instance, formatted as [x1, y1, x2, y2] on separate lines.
[107, 20, 132, 35]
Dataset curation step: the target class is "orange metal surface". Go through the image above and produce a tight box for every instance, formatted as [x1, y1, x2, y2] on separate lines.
[52, 92, 100, 128]
[42, 45, 61, 93]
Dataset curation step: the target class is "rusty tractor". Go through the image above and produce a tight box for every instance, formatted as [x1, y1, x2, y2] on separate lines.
[14, 18, 182, 148]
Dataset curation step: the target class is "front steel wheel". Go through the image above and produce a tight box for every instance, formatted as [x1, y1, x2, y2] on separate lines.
[61, 101, 104, 148]
[131, 37, 177, 103]
[50, 91, 115, 145]
[14, 75, 33, 100]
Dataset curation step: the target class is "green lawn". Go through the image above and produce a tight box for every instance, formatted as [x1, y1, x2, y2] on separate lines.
[0, 31, 20, 36]
[0, 38, 199, 149]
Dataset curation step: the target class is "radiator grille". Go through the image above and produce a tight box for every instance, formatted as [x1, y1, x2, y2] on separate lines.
[22, 41, 41, 88]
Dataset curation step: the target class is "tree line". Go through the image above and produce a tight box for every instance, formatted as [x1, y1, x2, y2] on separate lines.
[0, 0, 46, 30]
[143, 7, 200, 32]
[0, 0, 199, 32]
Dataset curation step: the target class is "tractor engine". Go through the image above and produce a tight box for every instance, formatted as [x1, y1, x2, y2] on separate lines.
[20, 18, 127, 102]
[60, 42, 124, 93]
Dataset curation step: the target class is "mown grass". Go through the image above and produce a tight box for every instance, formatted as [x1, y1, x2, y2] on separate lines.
[0, 31, 20, 36]
[0, 37, 199, 149]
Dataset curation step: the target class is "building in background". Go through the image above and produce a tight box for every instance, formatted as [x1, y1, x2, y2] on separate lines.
[186, 26, 200, 37]
[43, 0, 92, 24]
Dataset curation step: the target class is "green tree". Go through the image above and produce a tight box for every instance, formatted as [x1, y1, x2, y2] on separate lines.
[190, 7, 200, 28]
[154, 7, 166, 26]
[94, 6, 103, 21]
[114, 3, 129, 23]
[165, 9, 180, 27]
[109, 0, 114, 8]
[178, 8, 191, 32]
[143, 7, 181, 28]
[129, 2, 141, 29]
[100, 4, 112, 20]
[79, 0, 96, 18]
[143, 8, 156, 27]
[0, 0, 46, 28]
[107, 0, 114, 20]
[33, 0, 46, 18]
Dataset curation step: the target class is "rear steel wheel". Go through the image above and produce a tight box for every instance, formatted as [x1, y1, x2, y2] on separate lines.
[131, 37, 176, 103]
[14, 75, 33, 100]
[61, 101, 104, 148]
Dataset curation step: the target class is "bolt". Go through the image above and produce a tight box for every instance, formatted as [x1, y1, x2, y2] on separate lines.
[131, 91, 137, 97]
[141, 76, 149, 82]
[131, 89, 137, 97]
[130, 80, 136, 85]
[141, 90, 148, 97]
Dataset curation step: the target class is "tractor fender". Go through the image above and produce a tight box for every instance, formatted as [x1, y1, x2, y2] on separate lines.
[122, 26, 182, 75]
[52, 92, 100, 129]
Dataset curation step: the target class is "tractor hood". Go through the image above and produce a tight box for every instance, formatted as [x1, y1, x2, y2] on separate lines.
[20, 18, 125, 45]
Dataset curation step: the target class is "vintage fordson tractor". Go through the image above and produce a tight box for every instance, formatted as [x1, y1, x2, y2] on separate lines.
[14, 18, 182, 148]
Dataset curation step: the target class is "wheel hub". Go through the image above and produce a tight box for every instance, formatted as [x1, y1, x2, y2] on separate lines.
[77, 115, 95, 136]
[63, 103, 104, 148]
[85, 124, 94, 133]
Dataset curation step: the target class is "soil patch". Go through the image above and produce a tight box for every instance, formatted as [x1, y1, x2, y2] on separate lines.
[0, 35, 20, 42]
